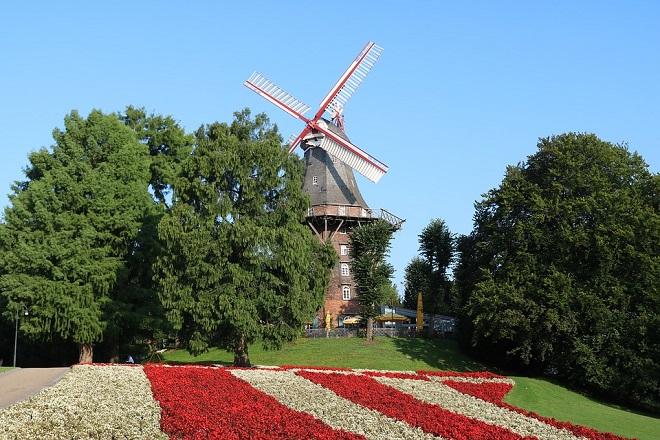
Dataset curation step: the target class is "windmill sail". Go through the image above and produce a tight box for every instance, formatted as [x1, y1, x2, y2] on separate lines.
[314, 123, 388, 183]
[244, 72, 311, 121]
[317, 42, 384, 118]
[244, 42, 389, 184]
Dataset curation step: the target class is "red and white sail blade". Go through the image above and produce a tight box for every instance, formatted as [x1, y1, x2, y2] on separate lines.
[286, 127, 312, 153]
[244, 72, 311, 123]
[315, 125, 388, 183]
[315, 42, 384, 120]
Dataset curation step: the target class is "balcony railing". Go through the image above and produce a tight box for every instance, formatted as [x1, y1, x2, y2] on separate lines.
[306, 205, 405, 230]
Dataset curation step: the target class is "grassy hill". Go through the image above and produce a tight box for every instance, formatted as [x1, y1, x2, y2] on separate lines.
[163, 337, 659, 440]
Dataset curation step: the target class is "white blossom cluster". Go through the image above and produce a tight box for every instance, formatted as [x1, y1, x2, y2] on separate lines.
[0, 365, 166, 440]
[375, 376, 582, 440]
[232, 368, 439, 440]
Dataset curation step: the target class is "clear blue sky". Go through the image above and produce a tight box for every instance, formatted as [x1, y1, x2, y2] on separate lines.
[1, 1, 658, 291]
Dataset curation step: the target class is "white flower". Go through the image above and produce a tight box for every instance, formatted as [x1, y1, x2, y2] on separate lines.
[231, 369, 440, 440]
[374, 376, 582, 440]
[0, 365, 166, 440]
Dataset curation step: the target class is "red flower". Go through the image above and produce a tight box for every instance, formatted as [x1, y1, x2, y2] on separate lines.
[298, 370, 528, 440]
[144, 365, 363, 440]
[445, 379, 627, 440]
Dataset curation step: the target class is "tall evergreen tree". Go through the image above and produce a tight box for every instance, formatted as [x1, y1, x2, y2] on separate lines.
[403, 219, 455, 313]
[0, 110, 153, 363]
[382, 282, 401, 307]
[99, 108, 193, 360]
[154, 110, 335, 366]
[419, 218, 454, 313]
[122, 106, 193, 207]
[455, 133, 659, 411]
[349, 220, 394, 341]
[403, 257, 432, 310]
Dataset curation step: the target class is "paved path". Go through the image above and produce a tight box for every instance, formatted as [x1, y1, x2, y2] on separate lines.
[0, 367, 70, 409]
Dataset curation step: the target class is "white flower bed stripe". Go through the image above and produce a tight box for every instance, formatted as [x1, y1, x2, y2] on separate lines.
[231, 368, 441, 440]
[374, 377, 585, 440]
[353, 368, 417, 375]
[0, 365, 166, 440]
[428, 376, 516, 385]
[285, 367, 357, 375]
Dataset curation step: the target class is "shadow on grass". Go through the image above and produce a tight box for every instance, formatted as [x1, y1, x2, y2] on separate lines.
[390, 337, 487, 372]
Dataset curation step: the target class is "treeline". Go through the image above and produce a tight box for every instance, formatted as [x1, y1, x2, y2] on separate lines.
[406, 133, 658, 412]
[0, 108, 333, 367]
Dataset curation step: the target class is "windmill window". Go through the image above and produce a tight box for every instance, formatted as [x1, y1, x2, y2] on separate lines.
[338, 206, 346, 216]
[341, 263, 350, 276]
[312, 176, 318, 185]
[342, 285, 351, 300]
[340, 244, 348, 256]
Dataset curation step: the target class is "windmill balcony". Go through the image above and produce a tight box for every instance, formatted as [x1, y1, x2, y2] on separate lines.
[306, 205, 405, 230]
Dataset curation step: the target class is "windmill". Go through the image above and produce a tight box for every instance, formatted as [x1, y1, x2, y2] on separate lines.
[244, 41, 403, 329]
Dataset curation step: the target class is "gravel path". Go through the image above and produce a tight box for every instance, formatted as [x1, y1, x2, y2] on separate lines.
[0, 367, 70, 409]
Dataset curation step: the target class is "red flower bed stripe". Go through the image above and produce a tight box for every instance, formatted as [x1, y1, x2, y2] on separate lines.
[444, 380, 513, 403]
[144, 365, 363, 440]
[444, 379, 627, 440]
[298, 370, 530, 440]
[279, 365, 351, 371]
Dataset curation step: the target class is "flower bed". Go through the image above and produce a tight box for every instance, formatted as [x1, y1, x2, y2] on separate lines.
[0, 364, 629, 439]
[0, 365, 165, 439]
[147, 365, 628, 440]
[144, 364, 361, 440]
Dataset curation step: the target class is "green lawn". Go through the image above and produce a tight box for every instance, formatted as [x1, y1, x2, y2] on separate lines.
[0, 367, 13, 373]
[163, 337, 659, 439]
[505, 376, 658, 440]
[163, 337, 485, 371]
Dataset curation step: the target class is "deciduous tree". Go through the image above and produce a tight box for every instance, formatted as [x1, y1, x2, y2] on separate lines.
[455, 133, 659, 411]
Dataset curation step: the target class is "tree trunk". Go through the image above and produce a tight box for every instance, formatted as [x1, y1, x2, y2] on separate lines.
[233, 334, 251, 367]
[79, 343, 93, 364]
[366, 317, 374, 342]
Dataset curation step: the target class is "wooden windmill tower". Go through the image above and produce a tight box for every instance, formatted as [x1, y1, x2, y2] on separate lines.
[244, 41, 403, 328]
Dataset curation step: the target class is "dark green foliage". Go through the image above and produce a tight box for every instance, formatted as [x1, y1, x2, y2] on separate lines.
[349, 220, 394, 340]
[419, 218, 454, 274]
[99, 209, 172, 360]
[404, 218, 455, 313]
[154, 109, 335, 365]
[403, 257, 432, 309]
[0, 110, 153, 359]
[97, 107, 193, 360]
[382, 282, 402, 307]
[122, 106, 193, 206]
[455, 133, 659, 411]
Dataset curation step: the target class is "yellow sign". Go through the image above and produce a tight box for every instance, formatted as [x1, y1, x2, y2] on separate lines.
[416, 291, 423, 334]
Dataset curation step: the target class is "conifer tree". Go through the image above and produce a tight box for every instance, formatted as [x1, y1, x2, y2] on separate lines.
[99, 108, 193, 360]
[154, 110, 335, 366]
[0, 110, 153, 362]
[349, 220, 394, 341]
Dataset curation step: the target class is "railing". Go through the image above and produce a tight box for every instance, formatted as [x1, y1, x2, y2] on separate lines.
[304, 327, 416, 338]
[306, 205, 405, 230]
